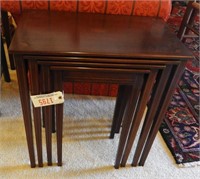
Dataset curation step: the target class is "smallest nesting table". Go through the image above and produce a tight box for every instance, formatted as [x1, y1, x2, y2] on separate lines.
[10, 11, 192, 168]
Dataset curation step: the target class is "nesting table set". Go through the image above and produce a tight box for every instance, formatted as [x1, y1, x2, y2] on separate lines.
[10, 11, 192, 168]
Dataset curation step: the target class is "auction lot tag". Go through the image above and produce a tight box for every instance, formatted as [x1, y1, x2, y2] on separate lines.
[31, 91, 64, 108]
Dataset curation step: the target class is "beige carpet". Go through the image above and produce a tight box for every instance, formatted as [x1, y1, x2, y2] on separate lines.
[0, 70, 199, 179]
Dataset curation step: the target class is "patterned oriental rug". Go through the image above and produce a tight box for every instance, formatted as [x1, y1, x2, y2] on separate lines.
[159, 3, 200, 167]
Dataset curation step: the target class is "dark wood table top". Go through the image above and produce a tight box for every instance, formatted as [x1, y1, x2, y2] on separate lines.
[10, 11, 192, 60]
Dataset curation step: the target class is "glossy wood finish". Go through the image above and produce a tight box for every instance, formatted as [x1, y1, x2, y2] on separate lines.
[1, 1, 172, 97]
[10, 11, 193, 168]
[10, 11, 191, 60]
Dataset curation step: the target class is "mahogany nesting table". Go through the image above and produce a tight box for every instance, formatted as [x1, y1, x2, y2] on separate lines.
[9, 11, 192, 168]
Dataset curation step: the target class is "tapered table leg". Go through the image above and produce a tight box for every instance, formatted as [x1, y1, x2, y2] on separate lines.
[14, 55, 36, 167]
[139, 62, 186, 166]
[41, 71, 56, 133]
[41, 65, 53, 166]
[53, 71, 64, 166]
[114, 74, 144, 169]
[110, 85, 126, 139]
[121, 70, 157, 167]
[131, 65, 172, 166]
[28, 60, 43, 167]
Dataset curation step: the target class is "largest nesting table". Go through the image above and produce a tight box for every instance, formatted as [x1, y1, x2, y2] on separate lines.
[9, 11, 192, 168]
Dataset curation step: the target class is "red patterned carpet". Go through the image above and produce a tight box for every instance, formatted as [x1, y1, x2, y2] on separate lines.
[159, 3, 200, 166]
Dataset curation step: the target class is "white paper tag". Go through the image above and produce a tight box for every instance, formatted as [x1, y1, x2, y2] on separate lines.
[30, 91, 64, 108]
